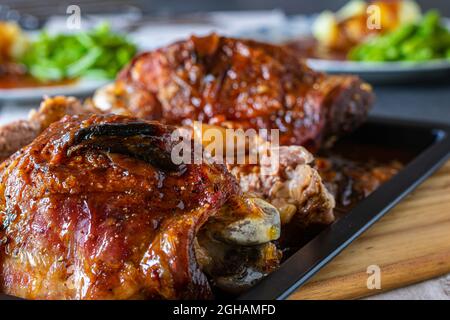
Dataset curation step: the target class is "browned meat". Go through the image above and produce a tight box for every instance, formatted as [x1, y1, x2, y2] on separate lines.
[0, 120, 39, 162]
[0, 96, 100, 162]
[228, 145, 335, 228]
[0, 114, 282, 299]
[93, 33, 374, 150]
[0, 96, 336, 236]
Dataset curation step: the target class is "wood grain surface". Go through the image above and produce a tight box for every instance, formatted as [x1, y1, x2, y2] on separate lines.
[289, 159, 450, 300]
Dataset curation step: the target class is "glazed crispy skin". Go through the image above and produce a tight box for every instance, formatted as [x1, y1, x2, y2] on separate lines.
[0, 95, 337, 253]
[0, 114, 244, 299]
[98, 34, 374, 150]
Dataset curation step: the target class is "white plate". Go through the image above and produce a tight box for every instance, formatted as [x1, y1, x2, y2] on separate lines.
[306, 58, 450, 83]
[0, 78, 110, 103]
[234, 15, 450, 83]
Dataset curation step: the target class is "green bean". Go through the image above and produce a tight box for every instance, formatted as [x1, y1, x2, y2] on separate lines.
[22, 24, 137, 81]
[348, 10, 450, 62]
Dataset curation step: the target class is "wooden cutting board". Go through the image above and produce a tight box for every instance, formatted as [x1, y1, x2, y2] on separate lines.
[289, 159, 450, 300]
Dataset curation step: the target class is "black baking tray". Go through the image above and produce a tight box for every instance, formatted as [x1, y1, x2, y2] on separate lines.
[1, 116, 449, 301]
[239, 116, 450, 300]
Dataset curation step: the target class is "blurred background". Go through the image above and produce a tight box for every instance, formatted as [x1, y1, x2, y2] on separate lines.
[2, 0, 450, 29]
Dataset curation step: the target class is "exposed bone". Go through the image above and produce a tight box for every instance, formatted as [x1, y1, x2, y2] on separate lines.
[207, 197, 281, 246]
[194, 232, 280, 294]
[194, 194, 282, 294]
[213, 241, 280, 293]
[218, 198, 280, 246]
[214, 268, 264, 294]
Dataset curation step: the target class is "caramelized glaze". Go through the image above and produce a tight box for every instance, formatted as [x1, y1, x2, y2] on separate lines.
[0, 114, 250, 299]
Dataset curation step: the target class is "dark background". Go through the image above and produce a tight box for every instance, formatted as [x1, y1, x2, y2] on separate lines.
[2, 0, 450, 19]
[1, 0, 450, 124]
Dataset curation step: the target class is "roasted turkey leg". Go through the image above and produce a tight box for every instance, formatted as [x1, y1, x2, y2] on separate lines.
[93, 33, 374, 150]
[0, 114, 281, 299]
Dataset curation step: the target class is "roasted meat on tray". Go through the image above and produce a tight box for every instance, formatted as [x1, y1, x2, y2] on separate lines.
[0, 114, 287, 299]
[0, 95, 337, 233]
[0, 33, 378, 300]
[93, 33, 374, 150]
